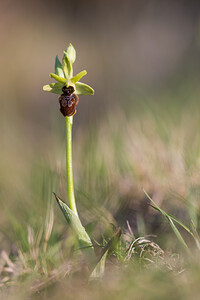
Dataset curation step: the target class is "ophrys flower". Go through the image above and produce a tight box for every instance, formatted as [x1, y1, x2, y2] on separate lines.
[43, 43, 94, 116]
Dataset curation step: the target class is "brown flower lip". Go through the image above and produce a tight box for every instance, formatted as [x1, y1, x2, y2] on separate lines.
[59, 86, 79, 117]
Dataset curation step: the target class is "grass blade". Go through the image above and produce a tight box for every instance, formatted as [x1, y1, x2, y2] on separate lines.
[143, 189, 190, 252]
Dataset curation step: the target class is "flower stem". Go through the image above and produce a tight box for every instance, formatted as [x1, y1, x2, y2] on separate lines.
[65, 116, 78, 216]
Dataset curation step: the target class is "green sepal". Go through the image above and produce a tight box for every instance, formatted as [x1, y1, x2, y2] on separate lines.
[55, 55, 65, 78]
[50, 73, 66, 84]
[75, 82, 94, 95]
[43, 83, 63, 94]
[71, 70, 87, 84]
[63, 52, 73, 79]
[65, 43, 76, 64]
[54, 193, 95, 254]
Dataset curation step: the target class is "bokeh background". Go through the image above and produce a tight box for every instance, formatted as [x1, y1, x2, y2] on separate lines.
[1, 0, 200, 247]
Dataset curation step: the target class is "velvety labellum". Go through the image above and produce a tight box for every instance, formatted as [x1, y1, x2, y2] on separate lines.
[59, 86, 79, 117]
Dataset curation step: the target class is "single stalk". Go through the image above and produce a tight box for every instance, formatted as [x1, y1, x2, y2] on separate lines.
[65, 116, 78, 216]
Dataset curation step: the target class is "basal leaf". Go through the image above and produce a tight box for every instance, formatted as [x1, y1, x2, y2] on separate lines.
[90, 227, 121, 279]
[75, 82, 94, 95]
[43, 83, 63, 94]
[90, 250, 108, 280]
[54, 193, 92, 248]
[55, 55, 65, 78]
[50, 73, 66, 84]
[71, 70, 87, 84]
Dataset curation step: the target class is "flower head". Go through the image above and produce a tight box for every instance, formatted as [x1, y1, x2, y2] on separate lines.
[43, 43, 94, 97]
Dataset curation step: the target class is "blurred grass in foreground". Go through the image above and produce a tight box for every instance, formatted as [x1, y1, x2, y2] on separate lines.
[1, 81, 200, 298]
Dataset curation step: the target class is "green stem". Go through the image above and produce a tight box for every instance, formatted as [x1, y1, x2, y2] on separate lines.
[65, 116, 78, 216]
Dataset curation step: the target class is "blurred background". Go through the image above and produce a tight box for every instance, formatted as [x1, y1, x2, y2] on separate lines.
[1, 0, 200, 246]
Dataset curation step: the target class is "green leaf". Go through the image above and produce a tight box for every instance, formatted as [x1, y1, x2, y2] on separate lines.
[90, 250, 108, 280]
[50, 73, 66, 84]
[90, 227, 121, 279]
[143, 189, 193, 235]
[191, 222, 200, 250]
[63, 52, 73, 79]
[53, 193, 96, 267]
[75, 82, 94, 95]
[151, 205, 194, 237]
[55, 56, 65, 78]
[65, 43, 76, 64]
[54, 193, 92, 248]
[71, 70, 87, 84]
[168, 217, 189, 251]
[43, 83, 63, 94]
[143, 189, 190, 252]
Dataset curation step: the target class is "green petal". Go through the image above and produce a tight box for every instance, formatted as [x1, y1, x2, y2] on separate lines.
[62, 52, 73, 79]
[71, 70, 87, 84]
[50, 73, 66, 84]
[75, 82, 94, 95]
[65, 43, 76, 64]
[43, 83, 63, 94]
[55, 55, 65, 78]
